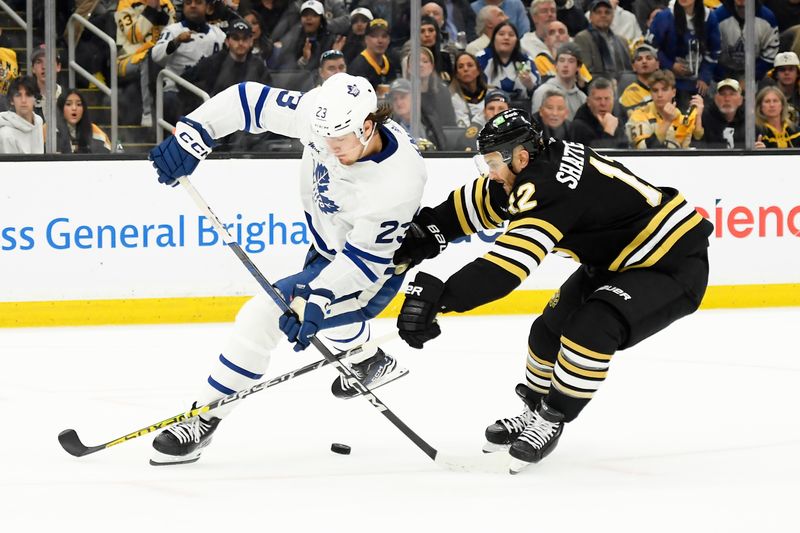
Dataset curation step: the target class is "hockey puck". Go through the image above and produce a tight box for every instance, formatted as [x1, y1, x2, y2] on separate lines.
[331, 443, 351, 455]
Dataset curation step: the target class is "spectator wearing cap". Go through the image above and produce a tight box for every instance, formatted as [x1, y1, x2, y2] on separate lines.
[760, 51, 800, 127]
[571, 77, 628, 148]
[700, 78, 744, 148]
[152, 0, 226, 125]
[533, 87, 575, 141]
[584, 0, 641, 45]
[521, 0, 557, 60]
[618, 43, 660, 117]
[483, 88, 510, 122]
[531, 43, 586, 119]
[647, 0, 715, 108]
[348, 18, 398, 90]
[467, 5, 507, 57]
[275, 0, 335, 71]
[241, 10, 276, 68]
[318, 49, 347, 85]
[533, 20, 592, 89]
[114, 0, 176, 127]
[341, 8, 373, 63]
[573, 0, 632, 83]
[470, 0, 530, 36]
[182, 19, 268, 98]
[625, 69, 704, 149]
[476, 21, 539, 104]
[388, 78, 446, 150]
[754, 85, 800, 148]
[707, 0, 778, 82]
[0, 76, 44, 154]
[30, 47, 64, 122]
[450, 51, 490, 127]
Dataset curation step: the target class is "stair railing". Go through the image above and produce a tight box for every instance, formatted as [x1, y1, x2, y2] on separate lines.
[0, 0, 32, 73]
[155, 69, 209, 143]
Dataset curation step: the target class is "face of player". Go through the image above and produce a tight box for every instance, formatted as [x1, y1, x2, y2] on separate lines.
[760, 91, 783, 120]
[633, 53, 659, 76]
[420, 24, 437, 47]
[244, 14, 262, 40]
[182, 0, 207, 24]
[556, 54, 578, 81]
[324, 121, 374, 165]
[319, 58, 346, 81]
[493, 25, 518, 56]
[777, 66, 798, 88]
[62, 93, 84, 126]
[484, 99, 509, 122]
[351, 16, 369, 36]
[11, 86, 35, 122]
[227, 33, 254, 61]
[456, 55, 480, 85]
[545, 21, 569, 49]
[589, 6, 613, 32]
[301, 11, 322, 34]
[392, 92, 411, 121]
[475, 146, 525, 193]
[539, 95, 568, 127]
[714, 87, 742, 116]
[651, 81, 676, 110]
[587, 87, 614, 115]
[366, 31, 390, 55]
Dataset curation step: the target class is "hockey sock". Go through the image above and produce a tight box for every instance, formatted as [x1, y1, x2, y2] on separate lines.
[323, 321, 375, 364]
[526, 316, 560, 396]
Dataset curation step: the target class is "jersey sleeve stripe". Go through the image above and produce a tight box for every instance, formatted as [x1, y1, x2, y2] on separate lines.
[482, 251, 529, 282]
[342, 249, 379, 282]
[495, 234, 548, 262]
[304, 212, 336, 256]
[623, 211, 704, 271]
[507, 217, 563, 242]
[608, 194, 684, 271]
[552, 247, 580, 262]
[472, 177, 494, 229]
[453, 187, 478, 235]
[343, 242, 392, 264]
[482, 179, 505, 225]
[621, 202, 697, 269]
[492, 242, 541, 271]
[253, 85, 271, 129]
[505, 226, 556, 251]
[238, 83, 251, 133]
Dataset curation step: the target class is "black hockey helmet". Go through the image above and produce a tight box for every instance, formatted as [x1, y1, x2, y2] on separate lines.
[477, 108, 543, 164]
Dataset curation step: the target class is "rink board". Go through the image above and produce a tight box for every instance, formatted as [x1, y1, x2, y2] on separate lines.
[0, 155, 798, 326]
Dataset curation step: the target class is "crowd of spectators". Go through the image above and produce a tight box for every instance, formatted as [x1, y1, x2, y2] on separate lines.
[2, 0, 800, 153]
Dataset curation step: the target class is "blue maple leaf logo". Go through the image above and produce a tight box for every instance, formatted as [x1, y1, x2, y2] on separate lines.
[312, 161, 340, 214]
[346, 84, 360, 97]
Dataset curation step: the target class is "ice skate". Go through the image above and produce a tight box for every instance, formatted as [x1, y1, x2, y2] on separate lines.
[508, 401, 564, 474]
[483, 383, 541, 453]
[150, 410, 221, 466]
[331, 349, 408, 399]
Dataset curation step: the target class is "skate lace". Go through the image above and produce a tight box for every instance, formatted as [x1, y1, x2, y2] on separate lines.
[518, 411, 559, 450]
[499, 406, 534, 433]
[165, 417, 211, 444]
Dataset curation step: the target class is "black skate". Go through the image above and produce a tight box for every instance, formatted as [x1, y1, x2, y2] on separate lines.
[508, 401, 565, 475]
[331, 349, 408, 399]
[483, 383, 541, 453]
[150, 411, 221, 466]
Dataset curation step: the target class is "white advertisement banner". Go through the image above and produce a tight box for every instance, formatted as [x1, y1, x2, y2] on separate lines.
[0, 155, 798, 303]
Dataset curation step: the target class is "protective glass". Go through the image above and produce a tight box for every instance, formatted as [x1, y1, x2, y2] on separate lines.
[472, 151, 510, 177]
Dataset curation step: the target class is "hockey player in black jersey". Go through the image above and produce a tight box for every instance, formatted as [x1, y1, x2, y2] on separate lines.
[394, 108, 713, 474]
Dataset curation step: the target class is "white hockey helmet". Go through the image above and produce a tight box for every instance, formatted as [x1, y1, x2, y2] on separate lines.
[311, 73, 378, 140]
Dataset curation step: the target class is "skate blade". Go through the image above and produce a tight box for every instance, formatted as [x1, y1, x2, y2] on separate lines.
[482, 442, 510, 454]
[149, 448, 204, 466]
[336, 367, 410, 400]
[508, 457, 532, 475]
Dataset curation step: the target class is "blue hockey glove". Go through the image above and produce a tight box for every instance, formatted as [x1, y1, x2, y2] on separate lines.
[397, 272, 445, 349]
[278, 287, 334, 352]
[149, 117, 216, 186]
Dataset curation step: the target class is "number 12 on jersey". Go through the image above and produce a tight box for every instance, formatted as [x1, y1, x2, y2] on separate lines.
[589, 155, 662, 207]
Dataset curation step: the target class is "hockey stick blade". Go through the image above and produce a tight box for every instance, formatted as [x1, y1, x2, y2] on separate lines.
[57, 332, 397, 458]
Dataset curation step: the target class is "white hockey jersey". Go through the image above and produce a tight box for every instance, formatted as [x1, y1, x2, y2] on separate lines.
[151, 21, 225, 92]
[187, 82, 428, 301]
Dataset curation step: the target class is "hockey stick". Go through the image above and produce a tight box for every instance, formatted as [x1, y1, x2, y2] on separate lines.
[176, 177, 506, 473]
[57, 332, 398, 458]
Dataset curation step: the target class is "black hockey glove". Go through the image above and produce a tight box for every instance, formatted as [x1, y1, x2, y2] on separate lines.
[393, 208, 448, 274]
[397, 272, 446, 349]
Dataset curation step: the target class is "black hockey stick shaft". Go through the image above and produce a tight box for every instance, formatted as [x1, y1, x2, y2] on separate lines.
[178, 177, 439, 461]
[57, 332, 395, 457]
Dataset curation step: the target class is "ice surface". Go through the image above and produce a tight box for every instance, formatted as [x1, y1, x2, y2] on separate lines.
[1, 309, 798, 532]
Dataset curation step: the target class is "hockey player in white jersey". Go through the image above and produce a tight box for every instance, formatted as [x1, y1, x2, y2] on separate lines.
[147, 73, 427, 465]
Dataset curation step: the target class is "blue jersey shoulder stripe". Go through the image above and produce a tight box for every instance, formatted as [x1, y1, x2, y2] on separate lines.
[254, 85, 271, 130]
[342, 249, 379, 282]
[304, 212, 336, 256]
[238, 83, 251, 132]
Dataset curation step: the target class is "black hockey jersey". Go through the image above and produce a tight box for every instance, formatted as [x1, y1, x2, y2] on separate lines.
[431, 140, 714, 312]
